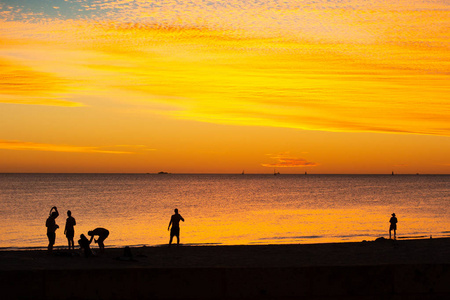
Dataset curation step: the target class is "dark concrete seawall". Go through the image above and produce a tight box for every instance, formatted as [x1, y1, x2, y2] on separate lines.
[2, 264, 449, 300]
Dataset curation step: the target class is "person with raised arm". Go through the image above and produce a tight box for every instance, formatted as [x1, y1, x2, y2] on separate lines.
[46, 206, 59, 254]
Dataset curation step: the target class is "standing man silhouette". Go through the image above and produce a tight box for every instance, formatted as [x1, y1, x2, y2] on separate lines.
[46, 206, 59, 254]
[389, 213, 398, 240]
[168, 208, 185, 246]
[64, 210, 76, 250]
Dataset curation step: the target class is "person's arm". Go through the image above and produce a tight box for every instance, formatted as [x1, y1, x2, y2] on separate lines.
[64, 222, 67, 234]
[181, 215, 185, 222]
[54, 208, 59, 230]
[168, 217, 172, 231]
[89, 234, 94, 244]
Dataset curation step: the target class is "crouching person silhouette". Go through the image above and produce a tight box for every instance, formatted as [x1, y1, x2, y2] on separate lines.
[78, 234, 92, 257]
[88, 228, 109, 253]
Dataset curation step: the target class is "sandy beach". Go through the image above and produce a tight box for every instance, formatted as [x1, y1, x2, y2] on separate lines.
[1, 238, 449, 299]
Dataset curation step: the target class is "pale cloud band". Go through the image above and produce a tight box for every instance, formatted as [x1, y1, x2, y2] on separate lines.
[0, 139, 154, 154]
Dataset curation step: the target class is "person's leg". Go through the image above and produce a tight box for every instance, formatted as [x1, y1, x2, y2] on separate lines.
[176, 235, 180, 246]
[169, 235, 173, 246]
[97, 236, 105, 252]
[394, 229, 396, 240]
[389, 229, 392, 239]
[47, 233, 55, 254]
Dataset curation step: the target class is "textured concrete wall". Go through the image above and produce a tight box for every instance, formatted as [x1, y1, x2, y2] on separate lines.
[2, 264, 449, 299]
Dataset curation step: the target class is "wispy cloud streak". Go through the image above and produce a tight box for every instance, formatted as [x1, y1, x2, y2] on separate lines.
[0, 139, 154, 154]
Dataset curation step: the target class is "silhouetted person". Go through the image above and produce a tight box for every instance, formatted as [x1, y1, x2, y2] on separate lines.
[168, 208, 185, 246]
[88, 228, 109, 253]
[46, 206, 59, 254]
[389, 213, 398, 239]
[64, 210, 76, 250]
[78, 234, 92, 257]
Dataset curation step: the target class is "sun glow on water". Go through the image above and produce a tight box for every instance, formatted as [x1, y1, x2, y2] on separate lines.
[0, 174, 448, 249]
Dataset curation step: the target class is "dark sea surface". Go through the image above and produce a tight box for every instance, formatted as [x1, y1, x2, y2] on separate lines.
[0, 174, 448, 249]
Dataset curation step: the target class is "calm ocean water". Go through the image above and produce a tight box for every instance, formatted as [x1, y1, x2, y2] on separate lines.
[0, 174, 448, 249]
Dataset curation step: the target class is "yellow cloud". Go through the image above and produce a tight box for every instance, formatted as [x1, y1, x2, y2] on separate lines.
[1, 1, 448, 135]
[83, 21, 450, 137]
[0, 57, 84, 107]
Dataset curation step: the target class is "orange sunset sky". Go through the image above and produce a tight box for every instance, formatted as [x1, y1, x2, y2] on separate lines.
[0, 0, 449, 174]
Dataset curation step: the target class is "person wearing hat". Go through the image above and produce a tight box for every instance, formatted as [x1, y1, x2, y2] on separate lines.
[389, 213, 398, 239]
